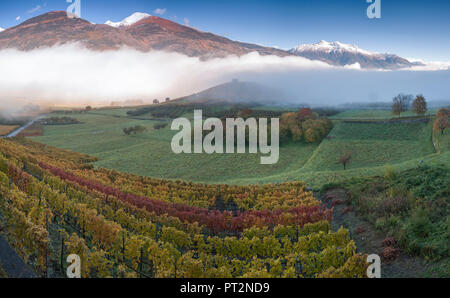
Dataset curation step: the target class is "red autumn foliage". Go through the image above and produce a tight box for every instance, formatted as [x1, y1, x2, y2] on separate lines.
[382, 237, 398, 248]
[8, 165, 31, 192]
[382, 246, 400, 262]
[39, 163, 332, 234]
[297, 108, 314, 121]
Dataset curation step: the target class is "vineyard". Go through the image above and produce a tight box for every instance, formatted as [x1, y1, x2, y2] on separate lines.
[0, 138, 368, 278]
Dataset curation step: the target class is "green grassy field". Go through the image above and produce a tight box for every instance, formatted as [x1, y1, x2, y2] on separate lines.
[32, 112, 317, 183]
[302, 121, 435, 171]
[31, 109, 449, 188]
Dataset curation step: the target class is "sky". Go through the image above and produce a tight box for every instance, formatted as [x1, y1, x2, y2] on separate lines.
[0, 0, 450, 61]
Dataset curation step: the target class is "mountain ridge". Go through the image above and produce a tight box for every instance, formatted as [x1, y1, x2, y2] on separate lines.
[289, 40, 420, 69]
[0, 11, 421, 69]
[0, 11, 288, 59]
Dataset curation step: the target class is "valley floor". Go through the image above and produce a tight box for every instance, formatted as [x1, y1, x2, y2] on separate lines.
[29, 108, 448, 189]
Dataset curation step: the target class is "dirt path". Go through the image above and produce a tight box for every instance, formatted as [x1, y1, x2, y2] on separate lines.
[0, 235, 36, 278]
[320, 188, 438, 278]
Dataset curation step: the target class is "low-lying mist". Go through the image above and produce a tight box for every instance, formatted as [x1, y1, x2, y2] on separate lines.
[0, 43, 449, 117]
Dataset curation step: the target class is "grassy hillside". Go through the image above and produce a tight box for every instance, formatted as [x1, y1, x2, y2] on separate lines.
[341, 165, 449, 262]
[30, 109, 448, 187]
[302, 121, 435, 171]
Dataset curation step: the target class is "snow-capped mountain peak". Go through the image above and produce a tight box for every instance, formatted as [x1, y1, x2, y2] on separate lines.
[289, 40, 416, 69]
[0, 27, 4, 32]
[290, 40, 375, 56]
[105, 12, 152, 28]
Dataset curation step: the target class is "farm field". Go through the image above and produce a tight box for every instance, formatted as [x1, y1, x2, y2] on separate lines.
[302, 121, 435, 172]
[330, 109, 437, 120]
[0, 125, 19, 136]
[31, 112, 318, 183]
[29, 108, 448, 188]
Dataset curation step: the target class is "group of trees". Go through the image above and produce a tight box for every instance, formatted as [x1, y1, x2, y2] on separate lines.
[123, 125, 147, 136]
[392, 94, 428, 117]
[153, 98, 171, 105]
[280, 108, 333, 144]
[433, 108, 449, 135]
[153, 123, 168, 130]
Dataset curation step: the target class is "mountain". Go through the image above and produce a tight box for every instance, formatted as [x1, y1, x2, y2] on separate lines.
[0, 27, 4, 32]
[0, 11, 145, 51]
[122, 15, 290, 58]
[0, 11, 288, 59]
[289, 40, 420, 69]
[181, 79, 285, 104]
[105, 12, 152, 28]
[0, 12, 421, 69]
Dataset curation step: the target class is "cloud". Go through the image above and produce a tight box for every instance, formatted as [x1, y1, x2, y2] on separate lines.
[154, 8, 167, 15]
[184, 18, 190, 26]
[16, 16, 21, 21]
[0, 44, 449, 113]
[402, 58, 450, 71]
[343, 63, 362, 70]
[0, 44, 334, 108]
[28, 5, 42, 14]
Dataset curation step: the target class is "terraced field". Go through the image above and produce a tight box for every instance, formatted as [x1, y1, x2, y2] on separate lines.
[0, 125, 19, 136]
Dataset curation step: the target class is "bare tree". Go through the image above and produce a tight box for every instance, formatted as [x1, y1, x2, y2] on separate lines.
[392, 94, 413, 118]
[339, 152, 352, 170]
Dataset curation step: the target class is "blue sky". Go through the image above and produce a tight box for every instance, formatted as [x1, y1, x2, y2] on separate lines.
[1, 0, 449, 61]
